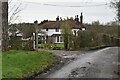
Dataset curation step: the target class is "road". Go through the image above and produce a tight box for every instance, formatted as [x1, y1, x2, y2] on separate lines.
[46, 47, 119, 78]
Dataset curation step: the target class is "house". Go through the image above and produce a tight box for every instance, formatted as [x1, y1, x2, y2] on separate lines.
[38, 15, 85, 44]
[8, 26, 23, 40]
[8, 26, 32, 41]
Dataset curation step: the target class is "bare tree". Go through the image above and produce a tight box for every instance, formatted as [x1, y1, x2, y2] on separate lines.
[8, 0, 23, 24]
[111, 0, 120, 22]
[0, 0, 23, 51]
[8, 0, 24, 40]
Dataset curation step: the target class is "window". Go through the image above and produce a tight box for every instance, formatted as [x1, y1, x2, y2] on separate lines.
[46, 28, 48, 31]
[56, 28, 59, 32]
[57, 36, 59, 42]
[46, 35, 48, 39]
[60, 36, 63, 42]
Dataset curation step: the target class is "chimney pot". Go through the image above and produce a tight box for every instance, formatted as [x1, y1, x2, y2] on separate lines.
[56, 16, 59, 21]
[60, 17, 62, 21]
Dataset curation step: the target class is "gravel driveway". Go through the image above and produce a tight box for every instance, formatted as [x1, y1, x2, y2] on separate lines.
[46, 47, 119, 78]
[36, 47, 119, 78]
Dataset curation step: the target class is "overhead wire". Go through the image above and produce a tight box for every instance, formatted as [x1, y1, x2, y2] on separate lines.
[24, 1, 109, 7]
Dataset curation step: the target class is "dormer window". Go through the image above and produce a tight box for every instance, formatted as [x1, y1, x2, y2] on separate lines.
[56, 28, 59, 32]
[46, 28, 48, 31]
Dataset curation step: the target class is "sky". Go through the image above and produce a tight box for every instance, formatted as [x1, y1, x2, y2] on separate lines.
[9, 0, 116, 24]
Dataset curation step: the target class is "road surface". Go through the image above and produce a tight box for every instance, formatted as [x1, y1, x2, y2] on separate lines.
[46, 47, 119, 78]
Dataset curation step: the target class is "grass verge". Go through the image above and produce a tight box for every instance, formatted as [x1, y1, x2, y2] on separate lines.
[0, 51, 2, 80]
[38, 44, 64, 50]
[80, 45, 110, 50]
[2, 50, 55, 78]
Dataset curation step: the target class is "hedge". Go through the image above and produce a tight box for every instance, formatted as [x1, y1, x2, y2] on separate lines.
[9, 40, 33, 51]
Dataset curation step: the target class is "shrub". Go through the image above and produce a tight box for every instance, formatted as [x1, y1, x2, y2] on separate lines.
[77, 30, 102, 48]
[9, 40, 33, 51]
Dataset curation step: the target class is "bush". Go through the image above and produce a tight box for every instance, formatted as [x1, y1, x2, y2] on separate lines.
[102, 34, 120, 46]
[77, 30, 103, 48]
[9, 40, 33, 51]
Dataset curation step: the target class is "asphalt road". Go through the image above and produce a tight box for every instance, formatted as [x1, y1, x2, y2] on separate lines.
[46, 47, 119, 78]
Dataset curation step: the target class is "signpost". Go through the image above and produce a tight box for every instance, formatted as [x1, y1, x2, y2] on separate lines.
[34, 20, 39, 51]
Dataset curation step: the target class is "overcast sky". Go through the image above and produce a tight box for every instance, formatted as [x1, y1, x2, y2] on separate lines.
[10, 0, 116, 24]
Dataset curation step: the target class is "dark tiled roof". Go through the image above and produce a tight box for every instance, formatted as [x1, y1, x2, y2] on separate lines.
[40, 20, 80, 29]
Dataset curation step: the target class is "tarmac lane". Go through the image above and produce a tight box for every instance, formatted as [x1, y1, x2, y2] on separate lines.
[46, 47, 119, 78]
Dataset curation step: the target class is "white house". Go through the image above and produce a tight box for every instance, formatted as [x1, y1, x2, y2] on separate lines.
[38, 16, 84, 44]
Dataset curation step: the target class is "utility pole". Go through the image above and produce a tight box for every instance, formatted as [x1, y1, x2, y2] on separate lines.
[0, 1, 2, 51]
[34, 20, 39, 51]
[0, 0, 8, 51]
[0, 0, 8, 79]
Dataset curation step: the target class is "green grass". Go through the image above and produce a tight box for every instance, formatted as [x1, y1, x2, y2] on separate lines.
[2, 50, 55, 78]
[80, 45, 109, 50]
[38, 44, 64, 49]
[54, 44, 64, 48]
[0, 51, 2, 80]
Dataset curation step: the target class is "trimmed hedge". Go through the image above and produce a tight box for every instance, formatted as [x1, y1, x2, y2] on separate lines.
[9, 40, 33, 51]
[102, 34, 120, 46]
[65, 30, 120, 50]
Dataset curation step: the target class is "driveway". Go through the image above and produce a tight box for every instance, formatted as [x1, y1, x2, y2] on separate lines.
[37, 47, 119, 78]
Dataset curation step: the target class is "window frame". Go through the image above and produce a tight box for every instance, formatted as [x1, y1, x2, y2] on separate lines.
[56, 36, 59, 42]
[60, 36, 63, 42]
[55, 28, 59, 32]
[46, 28, 48, 31]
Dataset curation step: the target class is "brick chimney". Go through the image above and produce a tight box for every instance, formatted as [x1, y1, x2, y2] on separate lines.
[60, 17, 62, 21]
[56, 16, 59, 21]
[80, 12, 83, 27]
[75, 15, 79, 24]
[76, 15, 79, 23]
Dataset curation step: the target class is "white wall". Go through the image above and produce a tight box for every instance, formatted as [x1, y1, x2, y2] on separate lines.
[41, 28, 79, 36]
[40, 28, 79, 43]
[54, 36, 64, 43]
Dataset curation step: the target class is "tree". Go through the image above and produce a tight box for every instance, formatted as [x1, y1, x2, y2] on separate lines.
[8, 0, 23, 24]
[16, 23, 35, 39]
[8, 0, 23, 39]
[106, 21, 118, 26]
[61, 20, 72, 50]
[111, 0, 120, 38]
[8, 24, 18, 40]
[111, 0, 120, 22]
[39, 20, 48, 25]
[92, 20, 100, 26]
[0, 0, 23, 51]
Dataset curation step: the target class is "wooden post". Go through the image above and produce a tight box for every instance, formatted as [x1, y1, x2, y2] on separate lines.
[34, 20, 38, 51]
[0, 1, 2, 51]
[0, 1, 2, 80]
[0, 0, 8, 51]
[0, 0, 8, 79]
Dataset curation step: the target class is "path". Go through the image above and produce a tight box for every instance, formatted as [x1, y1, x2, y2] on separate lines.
[46, 47, 119, 78]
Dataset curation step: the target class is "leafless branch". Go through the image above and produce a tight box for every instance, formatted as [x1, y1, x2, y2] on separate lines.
[8, 0, 12, 5]
[8, 0, 23, 25]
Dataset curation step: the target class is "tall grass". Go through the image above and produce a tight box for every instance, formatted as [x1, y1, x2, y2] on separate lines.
[2, 50, 55, 78]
